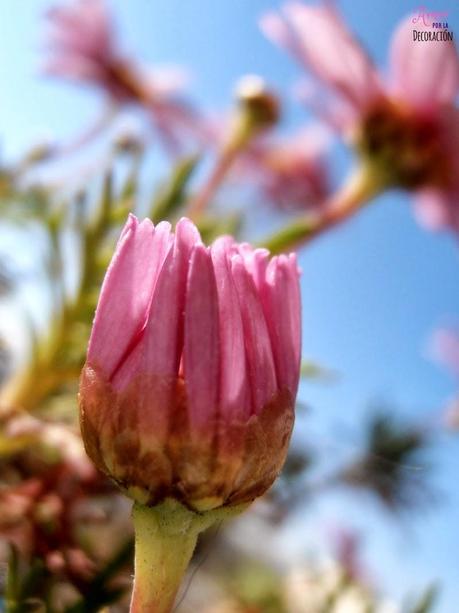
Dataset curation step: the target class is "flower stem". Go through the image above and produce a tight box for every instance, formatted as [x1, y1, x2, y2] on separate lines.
[188, 145, 238, 217]
[260, 163, 386, 254]
[130, 499, 246, 613]
[188, 93, 275, 217]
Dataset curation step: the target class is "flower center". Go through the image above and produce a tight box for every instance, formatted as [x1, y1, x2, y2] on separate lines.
[355, 100, 452, 191]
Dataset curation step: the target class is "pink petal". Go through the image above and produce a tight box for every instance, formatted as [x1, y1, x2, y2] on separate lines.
[184, 244, 220, 437]
[111, 219, 200, 443]
[261, 255, 302, 397]
[413, 188, 459, 233]
[211, 237, 250, 422]
[390, 14, 459, 111]
[142, 216, 202, 376]
[111, 246, 175, 392]
[230, 255, 277, 415]
[88, 215, 170, 379]
[431, 328, 459, 377]
[43, 57, 104, 83]
[143, 65, 190, 96]
[237, 244, 270, 291]
[260, 11, 301, 57]
[47, 0, 114, 61]
[262, 2, 381, 113]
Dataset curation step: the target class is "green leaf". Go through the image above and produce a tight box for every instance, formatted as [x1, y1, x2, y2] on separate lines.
[257, 217, 316, 254]
[339, 409, 432, 512]
[4, 549, 48, 613]
[301, 360, 338, 382]
[197, 212, 242, 244]
[5, 546, 20, 608]
[150, 155, 199, 223]
[408, 584, 439, 613]
[65, 538, 134, 613]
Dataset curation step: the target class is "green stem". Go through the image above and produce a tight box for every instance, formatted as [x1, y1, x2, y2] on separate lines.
[130, 499, 246, 613]
[187, 106, 265, 218]
[260, 163, 386, 254]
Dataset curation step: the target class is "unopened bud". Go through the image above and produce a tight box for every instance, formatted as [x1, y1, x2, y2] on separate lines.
[235, 74, 280, 129]
[79, 215, 301, 512]
[226, 75, 280, 151]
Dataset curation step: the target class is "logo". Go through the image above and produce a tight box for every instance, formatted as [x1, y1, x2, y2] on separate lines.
[411, 6, 453, 41]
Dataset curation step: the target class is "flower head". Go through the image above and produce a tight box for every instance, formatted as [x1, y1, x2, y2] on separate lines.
[79, 216, 301, 511]
[44, 0, 200, 152]
[261, 2, 383, 130]
[240, 126, 330, 212]
[44, 0, 134, 101]
[261, 3, 459, 233]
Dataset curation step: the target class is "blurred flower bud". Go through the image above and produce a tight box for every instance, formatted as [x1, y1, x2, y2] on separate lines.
[236, 75, 280, 129]
[79, 215, 301, 512]
[21, 140, 57, 167]
[228, 75, 280, 150]
[113, 126, 145, 156]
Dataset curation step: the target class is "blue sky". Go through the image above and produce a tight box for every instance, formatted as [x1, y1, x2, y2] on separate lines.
[1, 0, 459, 610]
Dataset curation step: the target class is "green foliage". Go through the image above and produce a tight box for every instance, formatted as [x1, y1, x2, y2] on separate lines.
[407, 584, 439, 613]
[5, 547, 49, 613]
[301, 360, 338, 382]
[64, 539, 134, 613]
[229, 561, 287, 613]
[150, 155, 199, 222]
[259, 216, 317, 254]
[3, 539, 134, 613]
[197, 212, 242, 244]
[340, 410, 432, 511]
[0, 161, 138, 414]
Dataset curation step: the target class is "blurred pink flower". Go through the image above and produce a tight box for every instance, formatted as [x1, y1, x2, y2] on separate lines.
[330, 527, 365, 583]
[44, 0, 128, 100]
[261, 3, 382, 126]
[431, 327, 459, 378]
[430, 328, 459, 432]
[80, 215, 301, 511]
[443, 396, 459, 431]
[0, 413, 116, 581]
[261, 3, 459, 233]
[239, 126, 330, 212]
[44, 0, 201, 152]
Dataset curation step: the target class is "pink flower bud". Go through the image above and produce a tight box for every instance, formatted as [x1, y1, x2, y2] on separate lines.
[79, 216, 301, 511]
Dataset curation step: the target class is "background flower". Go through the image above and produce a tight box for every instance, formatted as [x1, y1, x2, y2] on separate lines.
[262, 2, 459, 233]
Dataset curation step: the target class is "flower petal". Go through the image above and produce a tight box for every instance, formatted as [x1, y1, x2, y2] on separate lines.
[261, 2, 381, 113]
[110, 219, 200, 443]
[143, 217, 202, 376]
[87, 215, 171, 379]
[413, 188, 459, 232]
[261, 255, 302, 397]
[230, 255, 277, 415]
[184, 244, 220, 437]
[237, 244, 270, 291]
[390, 14, 459, 111]
[260, 10, 301, 57]
[211, 237, 250, 422]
